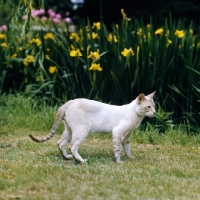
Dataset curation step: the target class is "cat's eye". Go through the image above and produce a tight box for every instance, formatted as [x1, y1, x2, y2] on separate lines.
[147, 106, 151, 109]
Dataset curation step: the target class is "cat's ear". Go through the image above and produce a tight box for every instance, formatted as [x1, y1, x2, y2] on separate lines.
[137, 93, 145, 104]
[147, 91, 156, 99]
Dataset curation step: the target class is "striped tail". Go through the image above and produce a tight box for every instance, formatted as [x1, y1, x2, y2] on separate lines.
[29, 107, 65, 142]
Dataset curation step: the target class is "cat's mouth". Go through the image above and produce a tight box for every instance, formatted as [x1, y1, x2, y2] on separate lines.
[146, 113, 156, 118]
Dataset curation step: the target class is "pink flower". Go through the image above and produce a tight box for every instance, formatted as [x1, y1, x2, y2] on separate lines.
[56, 14, 62, 19]
[48, 9, 56, 17]
[22, 15, 28, 20]
[38, 9, 45, 15]
[31, 9, 45, 17]
[41, 16, 47, 21]
[52, 18, 61, 23]
[65, 12, 70, 16]
[1, 25, 7, 31]
[65, 17, 71, 23]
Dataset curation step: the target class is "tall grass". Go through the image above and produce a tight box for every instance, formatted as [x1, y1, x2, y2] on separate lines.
[0, 94, 58, 131]
[0, 1, 200, 125]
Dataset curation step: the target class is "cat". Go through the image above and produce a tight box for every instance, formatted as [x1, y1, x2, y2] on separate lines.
[29, 91, 156, 163]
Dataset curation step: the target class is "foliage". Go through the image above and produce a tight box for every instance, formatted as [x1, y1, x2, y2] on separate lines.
[0, 1, 200, 126]
[154, 104, 174, 132]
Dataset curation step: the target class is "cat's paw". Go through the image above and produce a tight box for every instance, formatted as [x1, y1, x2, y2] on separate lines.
[116, 160, 124, 164]
[79, 159, 87, 164]
[67, 155, 74, 160]
[126, 155, 134, 159]
[63, 154, 73, 160]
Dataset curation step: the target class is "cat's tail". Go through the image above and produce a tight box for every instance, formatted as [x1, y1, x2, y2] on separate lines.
[29, 106, 65, 142]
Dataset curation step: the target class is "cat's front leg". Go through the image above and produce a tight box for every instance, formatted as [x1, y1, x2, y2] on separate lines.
[123, 132, 134, 159]
[112, 137, 123, 163]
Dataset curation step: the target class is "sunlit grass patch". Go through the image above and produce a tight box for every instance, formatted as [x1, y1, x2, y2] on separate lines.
[1, 127, 200, 199]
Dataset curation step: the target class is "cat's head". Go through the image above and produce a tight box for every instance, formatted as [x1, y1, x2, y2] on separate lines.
[136, 91, 156, 117]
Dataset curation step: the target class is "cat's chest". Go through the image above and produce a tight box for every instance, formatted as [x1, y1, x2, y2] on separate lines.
[129, 114, 144, 129]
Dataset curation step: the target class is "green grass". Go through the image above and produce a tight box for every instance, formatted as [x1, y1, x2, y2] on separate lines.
[1, 95, 200, 199]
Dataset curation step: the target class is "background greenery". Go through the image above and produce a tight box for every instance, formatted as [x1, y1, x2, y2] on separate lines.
[0, 0, 200, 129]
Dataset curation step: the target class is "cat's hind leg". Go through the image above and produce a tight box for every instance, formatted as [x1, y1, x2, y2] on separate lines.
[57, 122, 73, 160]
[68, 127, 88, 163]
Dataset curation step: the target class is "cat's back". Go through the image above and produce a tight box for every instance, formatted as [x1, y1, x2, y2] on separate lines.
[68, 98, 112, 109]
[64, 98, 121, 114]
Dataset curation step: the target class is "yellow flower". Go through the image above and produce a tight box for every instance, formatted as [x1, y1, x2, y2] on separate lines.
[121, 9, 125, 16]
[115, 24, 119, 30]
[107, 34, 112, 42]
[30, 38, 42, 46]
[87, 33, 91, 40]
[89, 63, 102, 71]
[18, 47, 23, 51]
[45, 54, 50, 60]
[23, 61, 29, 66]
[121, 48, 134, 57]
[137, 46, 140, 55]
[146, 24, 151, 29]
[26, 55, 34, 62]
[88, 50, 100, 60]
[114, 35, 118, 42]
[23, 55, 34, 66]
[44, 33, 55, 40]
[70, 45, 75, 50]
[190, 29, 193, 35]
[137, 28, 142, 36]
[175, 30, 184, 38]
[147, 32, 151, 39]
[46, 48, 50, 51]
[70, 32, 80, 42]
[11, 53, 17, 59]
[92, 22, 100, 30]
[1, 42, 7, 48]
[92, 32, 98, 39]
[107, 33, 118, 42]
[155, 28, 163, 35]
[69, 49, 82, 57]
[0, 34, 6, 40]
[166, 39, 172, 47]
[49, 66, 58, 74]
[87, 46, 90, 52]
[168, 39, 172, 44]
[121, 9, 131, 21]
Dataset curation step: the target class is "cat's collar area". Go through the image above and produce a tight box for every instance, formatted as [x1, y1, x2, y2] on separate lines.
[135, 111, 144, 118]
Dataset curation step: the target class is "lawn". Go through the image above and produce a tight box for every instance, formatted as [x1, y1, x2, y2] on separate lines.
[0, 95, 200, 199]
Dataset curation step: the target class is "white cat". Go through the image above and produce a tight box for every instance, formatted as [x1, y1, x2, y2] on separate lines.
[29, 92, 156, 163]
